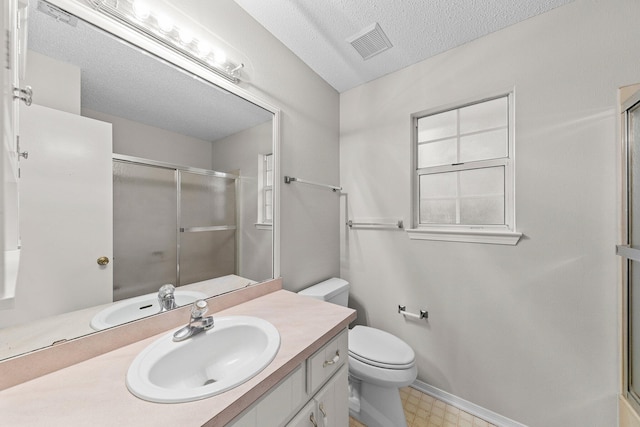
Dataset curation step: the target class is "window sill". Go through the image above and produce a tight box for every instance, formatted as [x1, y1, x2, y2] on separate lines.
[406, 228, 522, 245]
[254, 223, 272, 230]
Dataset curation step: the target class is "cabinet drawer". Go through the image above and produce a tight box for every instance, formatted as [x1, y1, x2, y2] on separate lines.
[307, 329, 348, 395]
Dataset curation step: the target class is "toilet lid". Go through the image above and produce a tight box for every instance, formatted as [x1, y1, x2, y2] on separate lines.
[349, 326, 415, 370]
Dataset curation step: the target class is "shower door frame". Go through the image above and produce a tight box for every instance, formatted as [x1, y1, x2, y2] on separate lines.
[618, 88, 640, 414]
[113, 154, 240, 289]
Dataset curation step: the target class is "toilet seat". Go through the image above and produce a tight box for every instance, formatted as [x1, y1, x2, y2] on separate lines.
[348, 326, 415, 370]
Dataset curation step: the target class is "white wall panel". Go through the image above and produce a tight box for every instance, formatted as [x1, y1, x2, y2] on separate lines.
[340, 0, 638, 425]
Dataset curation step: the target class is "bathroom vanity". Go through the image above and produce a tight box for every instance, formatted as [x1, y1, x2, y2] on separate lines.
[0, 282, 356, 426]
[229, 329, 349, 426]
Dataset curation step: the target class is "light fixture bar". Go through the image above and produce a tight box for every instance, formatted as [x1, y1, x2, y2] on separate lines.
[84, 0, 243, 84]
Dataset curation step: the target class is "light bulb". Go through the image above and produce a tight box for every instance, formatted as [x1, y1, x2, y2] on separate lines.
[156, 14, 174, 33]
[214, 50, 227, 65]
[179, 29, 193, 45]
[197, 41, 211, 57]
[131, 1, 150, 20]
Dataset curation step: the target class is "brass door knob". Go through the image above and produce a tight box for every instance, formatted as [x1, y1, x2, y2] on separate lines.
[97, 256, 110, 266]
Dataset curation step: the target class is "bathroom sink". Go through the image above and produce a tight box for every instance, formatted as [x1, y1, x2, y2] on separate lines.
[126, 315, 280, 403]
[90, 290, 207, 331]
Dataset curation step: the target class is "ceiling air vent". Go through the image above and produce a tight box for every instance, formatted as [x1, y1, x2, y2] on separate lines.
[347, 23, 393, 60]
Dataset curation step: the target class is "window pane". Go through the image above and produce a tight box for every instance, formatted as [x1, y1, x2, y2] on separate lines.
[459, 97, 507, 134]
[419, 167, 505, 226]
[419, 172, 457, 198]
[418, 109, 457, 142]
[459, 128, 508, 163]
[419, 173, 457, 224]
[459, 167, 504, 225]
[420, 199, 456, 224]
[265, 154, 273, 170]
[264, 189, 272, 206]
[418, 137, 457, 168]
[460, 197, 504, 224]
[266, 170, 273, 186]
[459, 166, 504, 197]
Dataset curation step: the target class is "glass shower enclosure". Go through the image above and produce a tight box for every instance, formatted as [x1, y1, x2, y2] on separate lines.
[113, 156, 237, 301]
[619, 89, 640, 413]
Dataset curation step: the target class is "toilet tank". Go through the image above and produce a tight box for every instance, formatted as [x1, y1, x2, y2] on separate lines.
[298, 278, 350, 307]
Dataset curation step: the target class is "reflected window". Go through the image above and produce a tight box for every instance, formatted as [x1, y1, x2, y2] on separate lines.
[257, 153, 273, 227]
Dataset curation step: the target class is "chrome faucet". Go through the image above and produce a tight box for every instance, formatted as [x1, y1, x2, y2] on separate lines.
[158, 284, 177, 312]
[173, 299, 214, 342]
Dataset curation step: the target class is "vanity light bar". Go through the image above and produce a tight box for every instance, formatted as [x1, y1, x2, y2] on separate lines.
[84, 0, 244, 84]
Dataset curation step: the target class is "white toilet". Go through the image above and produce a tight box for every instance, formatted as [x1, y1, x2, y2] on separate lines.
[298, 278, 417, 427]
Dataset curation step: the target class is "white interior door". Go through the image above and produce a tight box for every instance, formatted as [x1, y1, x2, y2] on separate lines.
[17, 103, 112, 319]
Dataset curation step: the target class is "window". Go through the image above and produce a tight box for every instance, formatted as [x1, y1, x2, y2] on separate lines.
[408, 94, 521, 245]
[256, 153, 273, 228]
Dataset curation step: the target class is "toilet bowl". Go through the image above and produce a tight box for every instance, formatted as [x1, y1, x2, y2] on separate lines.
[298, 278, 417, 427]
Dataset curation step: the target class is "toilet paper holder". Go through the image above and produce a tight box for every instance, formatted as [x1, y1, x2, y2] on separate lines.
[398, 305, 428, 320]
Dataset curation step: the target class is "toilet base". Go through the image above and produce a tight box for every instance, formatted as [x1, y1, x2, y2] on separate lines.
[348, 379, 408, 427]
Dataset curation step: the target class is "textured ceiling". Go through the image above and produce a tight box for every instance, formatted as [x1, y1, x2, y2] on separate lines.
[233, 0, 574, 93]
[27, 1, 272, 142]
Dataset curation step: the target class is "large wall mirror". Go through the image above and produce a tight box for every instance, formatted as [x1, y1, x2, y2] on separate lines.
[0, 0, 279, 361]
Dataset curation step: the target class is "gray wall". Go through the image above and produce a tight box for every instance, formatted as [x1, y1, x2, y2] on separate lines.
[83, 109, 214, 170]
[340, 0, 638, 426]
[211, 121, 273, 282]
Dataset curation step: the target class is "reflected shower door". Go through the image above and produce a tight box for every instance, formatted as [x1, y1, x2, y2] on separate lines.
[113, 162, 177, 301]
[179, 171, 237, 285]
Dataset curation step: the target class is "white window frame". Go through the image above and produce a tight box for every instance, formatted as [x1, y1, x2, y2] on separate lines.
[407, 92, 522, 245]
[256, 153, 272, 229]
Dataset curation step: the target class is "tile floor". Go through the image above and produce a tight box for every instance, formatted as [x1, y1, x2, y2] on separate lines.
[348, 386, 498, 427]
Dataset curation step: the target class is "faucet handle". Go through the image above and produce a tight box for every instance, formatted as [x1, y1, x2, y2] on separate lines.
[158, 284, 175, 298]
[191, 299, 208, 318]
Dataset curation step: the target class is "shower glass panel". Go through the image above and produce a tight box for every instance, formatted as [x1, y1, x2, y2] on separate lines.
[631, 260, 640, 403]
[629, 99, 640, 407]
[113, 161, 177, 301]
[179, 171, 237, 285]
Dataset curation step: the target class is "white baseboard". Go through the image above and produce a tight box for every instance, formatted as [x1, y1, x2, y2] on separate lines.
[411, 380, 528, 427]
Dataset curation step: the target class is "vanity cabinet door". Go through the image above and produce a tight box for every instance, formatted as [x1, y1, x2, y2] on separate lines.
[285, 400, 318, 427]
[256, 363, 306, 426]
[287, 364, 349, 427]
[226, 407, 256, 427]
[227, 363, 306, 427]
[314, 364, 349, 427]
[229, 330, 349, 427]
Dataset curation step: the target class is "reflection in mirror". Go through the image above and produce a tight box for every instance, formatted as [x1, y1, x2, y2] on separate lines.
[0, 0, 276, 361]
